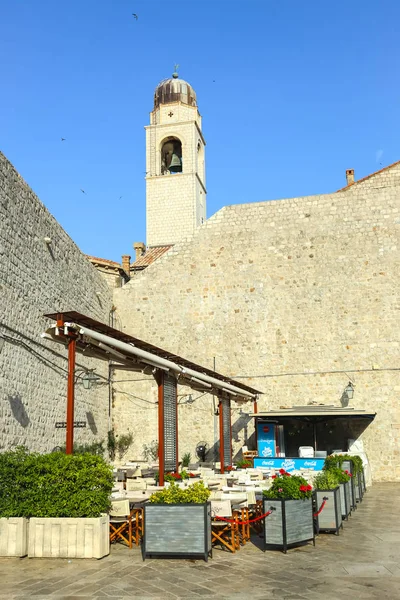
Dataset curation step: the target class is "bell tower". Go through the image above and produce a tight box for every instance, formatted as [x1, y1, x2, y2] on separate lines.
[145, 69, 206, 247]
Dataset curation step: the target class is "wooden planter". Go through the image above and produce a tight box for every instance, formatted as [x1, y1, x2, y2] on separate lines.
[28, 515, 109, 559]
[342, 461, 356, 510]
[262, 498, 315, 553]
[314, 488, 342, 535]
[0, 518, 28, 557]
[143, 502, 212, 561]
[339, 481, 351, 520]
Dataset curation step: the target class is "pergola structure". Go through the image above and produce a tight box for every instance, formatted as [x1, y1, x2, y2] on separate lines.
[43, 312, 261, 484]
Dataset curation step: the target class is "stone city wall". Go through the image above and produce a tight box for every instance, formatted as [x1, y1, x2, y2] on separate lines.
[0, 152, 113, 452]
[114, 164, 400, 480]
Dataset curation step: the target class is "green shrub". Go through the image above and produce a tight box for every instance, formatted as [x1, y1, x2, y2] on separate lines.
[323, 454, 363, 475]
[0, 448, 113, 518]
[149, 481, 210, 504]
[59, 440, 105, 456]
[313, 471, 339, 490]
[327, 467, 351, 483]
[263, 471, 313, 500]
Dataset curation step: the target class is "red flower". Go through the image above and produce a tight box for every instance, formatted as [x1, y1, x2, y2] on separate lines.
[299, 485, 307, 492]
[307, 484, 312, 491]
[345, 470, 352, 477]
[279, 468, 286, 475]
[271, 475, 277, 479]
[283, 471, 291, 477]
[226, 466, 233, 471]
[189, 473, 196, 477]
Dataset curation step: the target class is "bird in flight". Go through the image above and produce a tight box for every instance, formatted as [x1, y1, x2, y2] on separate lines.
[132, 13, 138, 20]
[80, 189, 86, 194]
[119, 196, 123, 200]
[61, 137, 66, 141]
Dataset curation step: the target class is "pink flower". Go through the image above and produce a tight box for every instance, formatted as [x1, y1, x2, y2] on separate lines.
[278, 488, 283, 493]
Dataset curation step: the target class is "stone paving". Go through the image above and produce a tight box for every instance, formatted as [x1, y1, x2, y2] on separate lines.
[0, 483, 399, 600]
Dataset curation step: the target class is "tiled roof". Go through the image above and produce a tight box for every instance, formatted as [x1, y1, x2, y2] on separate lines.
[337, 160, 400, 192]
[86, 255, 121, 269]
[132, 245, 173, 268]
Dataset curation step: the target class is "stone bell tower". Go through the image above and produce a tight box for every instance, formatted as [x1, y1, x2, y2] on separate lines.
[145, 69, 206, 247]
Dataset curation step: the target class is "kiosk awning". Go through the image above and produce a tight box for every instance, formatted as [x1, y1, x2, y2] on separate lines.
[250, 405, 376, 420]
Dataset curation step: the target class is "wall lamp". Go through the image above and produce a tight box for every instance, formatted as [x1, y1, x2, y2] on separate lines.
[344, 381, 355, 400]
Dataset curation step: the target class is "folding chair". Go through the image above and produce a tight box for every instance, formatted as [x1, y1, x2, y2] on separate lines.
[211, 500, 240, 553]
[109, 500, 143, 548]
[126, 478, 147, 492]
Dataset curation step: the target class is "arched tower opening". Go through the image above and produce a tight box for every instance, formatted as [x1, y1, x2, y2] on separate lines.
[161, 137, 183, 175]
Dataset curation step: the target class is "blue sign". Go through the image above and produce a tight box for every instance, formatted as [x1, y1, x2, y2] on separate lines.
[253, 457, 325, 472]
[257, 422, 276, 458]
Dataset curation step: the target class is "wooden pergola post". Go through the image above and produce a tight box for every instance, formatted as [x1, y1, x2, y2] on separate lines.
[66, 337, 76, 455]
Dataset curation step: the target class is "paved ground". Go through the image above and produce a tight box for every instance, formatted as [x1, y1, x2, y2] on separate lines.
[1, 483, 399, 600]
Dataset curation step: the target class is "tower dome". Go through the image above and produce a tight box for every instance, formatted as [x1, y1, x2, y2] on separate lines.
[154, 72, 197, 109]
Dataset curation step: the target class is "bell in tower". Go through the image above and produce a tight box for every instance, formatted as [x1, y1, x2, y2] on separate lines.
[161, 138, 183, 174]
[146, 69, 206, 246]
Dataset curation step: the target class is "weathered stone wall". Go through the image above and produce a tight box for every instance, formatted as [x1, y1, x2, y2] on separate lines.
[114, 164, 400, 480]
[0, 152, 113, 452]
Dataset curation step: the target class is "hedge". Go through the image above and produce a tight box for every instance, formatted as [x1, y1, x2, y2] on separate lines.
[0, 447, 113, 518]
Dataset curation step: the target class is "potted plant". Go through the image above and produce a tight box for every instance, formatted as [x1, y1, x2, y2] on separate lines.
[0, 447, 29, 557]
[325, 467, 352, 521]
[313, 471, 342, 535]
[143, 481, 212, 561]
[323, 454, 360, 511]
[262, 469, 315, 553]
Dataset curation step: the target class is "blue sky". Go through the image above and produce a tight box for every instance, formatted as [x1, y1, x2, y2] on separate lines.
[1, 0, 398, 262]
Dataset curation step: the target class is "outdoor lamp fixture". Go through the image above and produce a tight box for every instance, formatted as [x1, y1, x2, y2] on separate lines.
[82, 370, 100, 390]
[344, 381, 355, 399]
[214, 407, 220, 416]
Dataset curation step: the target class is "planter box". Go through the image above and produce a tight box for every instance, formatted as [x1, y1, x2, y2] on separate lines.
[28, 515, 109, 559]
[143, 502, 211, 561]
[314, 488, 342, 534]
[355, 471, 363, 503]
[0, 518, 28, 557]
[262, 498, 315, 553]
[342, 461, 356, 510]
[339, 481, 351, 520]
[361, 468, 367, 493]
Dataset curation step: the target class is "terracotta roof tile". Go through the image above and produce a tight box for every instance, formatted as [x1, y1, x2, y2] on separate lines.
[337, 160, 400, 192]
[132, 245, 173, 268]
[86, 255, 121, 269]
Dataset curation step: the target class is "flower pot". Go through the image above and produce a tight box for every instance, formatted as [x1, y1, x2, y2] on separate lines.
[262, 498, 315, 553]
[355, 471, 363, 503]
[342, 461, 356, 510]
[143, 502, 212, 561]
[0, 518, 28, 557]
[339, 481, 351, 520]
[28, 515, 109, 559]
[314, 488, 342, 534]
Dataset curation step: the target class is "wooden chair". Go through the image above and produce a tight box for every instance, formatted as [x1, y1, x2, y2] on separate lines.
[109, 500, 143, 548]
[211, 500, 240, 553]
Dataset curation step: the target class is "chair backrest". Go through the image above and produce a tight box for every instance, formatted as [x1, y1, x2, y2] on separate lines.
[247, 490, 257, 506]
[110, 499, 130, 517]
[126, 467, 142, 478]
[211, 500, 232, 518]
[126, 479, 147, 491]
[242, 445, 248, 453]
